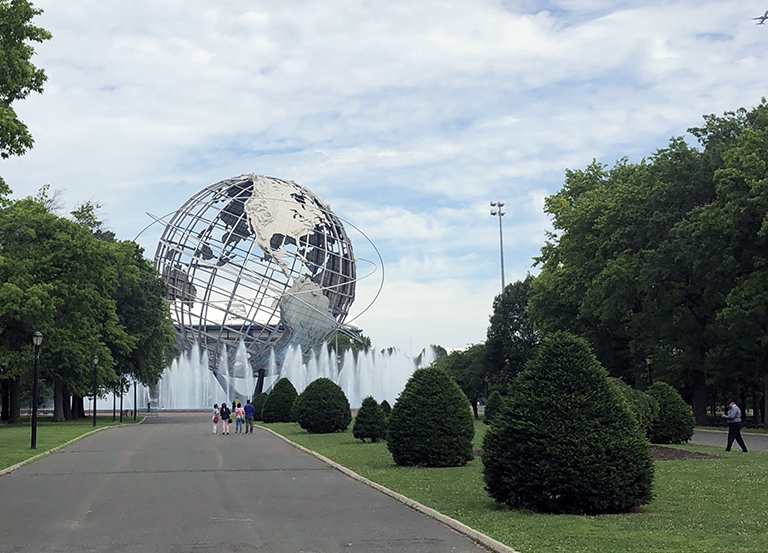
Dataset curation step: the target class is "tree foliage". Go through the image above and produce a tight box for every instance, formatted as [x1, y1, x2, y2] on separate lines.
[528, 100, 768, 424]
[261, 378, 298, 423]
[646, 381, 695, 444]
[486, 276, 539, 391]
[431, 344, 487, 419]
[387, 366, 474, 467]
[294, 377, 351, 433]
[482, 332, 653, 514]
[352, 396, 386, 443]
[0, 0, 50, 181]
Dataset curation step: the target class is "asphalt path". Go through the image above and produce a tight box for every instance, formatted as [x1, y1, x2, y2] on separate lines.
[690, 428, 768, 452]
[0, 413, 487, 553]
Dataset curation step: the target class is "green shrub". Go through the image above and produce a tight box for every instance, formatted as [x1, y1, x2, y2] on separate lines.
[482, 332, 653, 515]
[387, 366, 474, 467]
[609, 378, 659, 436]
[646, 381, 695, 444]
[261, 378, 298, 423]
[380, 400, 391, 417]
[353, 396, 387, 443]
[252, 392, 268, 422]
[483, 390, 502, 425]
[293, 377, 351, 433]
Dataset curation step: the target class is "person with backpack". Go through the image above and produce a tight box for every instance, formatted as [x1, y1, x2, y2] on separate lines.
[220, 402, 231, 435]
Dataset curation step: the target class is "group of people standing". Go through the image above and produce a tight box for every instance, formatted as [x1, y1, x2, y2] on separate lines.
[211, 399, 256, 435]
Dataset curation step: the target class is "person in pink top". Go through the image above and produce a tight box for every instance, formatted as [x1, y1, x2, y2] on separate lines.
[234, 402, 245, 434]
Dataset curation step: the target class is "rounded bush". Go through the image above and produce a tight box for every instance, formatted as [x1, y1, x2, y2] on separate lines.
[387, 366, 474, 467]
[483, 332, 653, 515]
[353, 396, 387, 443]
[252, 392, 269, 422]
[610, 378, 659, 437]
[380, 400, 391, 417]
[294, 377, 351, 433]
[261, 378, 298, 423]
[483, 390, 503, 425]
[646, 381, 695, 444]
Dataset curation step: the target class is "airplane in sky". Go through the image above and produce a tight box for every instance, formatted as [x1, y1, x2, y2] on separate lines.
[753, 10, 768, 24]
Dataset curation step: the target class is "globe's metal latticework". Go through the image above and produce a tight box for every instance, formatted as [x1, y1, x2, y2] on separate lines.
[154, 174, 356, 380]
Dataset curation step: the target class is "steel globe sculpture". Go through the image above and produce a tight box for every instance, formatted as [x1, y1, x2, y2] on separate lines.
[154, 174, 357, 399]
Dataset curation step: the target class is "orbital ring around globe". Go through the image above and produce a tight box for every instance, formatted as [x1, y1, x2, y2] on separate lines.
[139, 174, 383, 402]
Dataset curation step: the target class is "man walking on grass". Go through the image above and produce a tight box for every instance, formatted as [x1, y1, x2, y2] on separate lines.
[244, 399, 255, 434]
[723, 400, 748, 452]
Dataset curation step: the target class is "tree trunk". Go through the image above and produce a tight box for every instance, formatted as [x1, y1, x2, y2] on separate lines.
[690, 372, 708, 426]
[471, 400, 478, 419]
[1, 379, 9, 421]
[74, 396, 85, 419]
[764, 372, 768, 428]
[63, 385, 73, 421]
[8, 377, 21, 424]
[53, 379, 66, 422]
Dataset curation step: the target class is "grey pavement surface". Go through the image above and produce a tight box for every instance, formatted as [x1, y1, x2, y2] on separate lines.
[0, 413, 487, 553]
[690, 428, 768, 452]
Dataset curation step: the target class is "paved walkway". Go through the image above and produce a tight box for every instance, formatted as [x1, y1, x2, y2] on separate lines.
[0, 413, 488, 553]
[691, 428, 768, 452]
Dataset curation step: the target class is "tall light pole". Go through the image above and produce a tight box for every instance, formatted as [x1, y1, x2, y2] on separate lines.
[490, 201, 506, 293]
[92, 355, 99, 427]
[31, 331, 43, 450]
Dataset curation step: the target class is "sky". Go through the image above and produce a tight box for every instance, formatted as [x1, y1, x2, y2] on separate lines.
[3, 0, 768, 356]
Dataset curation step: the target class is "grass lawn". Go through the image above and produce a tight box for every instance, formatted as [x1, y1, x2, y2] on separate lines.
[260, 419, 768, 553]
[0, 415, 139, 472]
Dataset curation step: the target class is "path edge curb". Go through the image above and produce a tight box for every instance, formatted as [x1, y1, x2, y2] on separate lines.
[0, 417, 146, 477]
[258, 425, 520, 553]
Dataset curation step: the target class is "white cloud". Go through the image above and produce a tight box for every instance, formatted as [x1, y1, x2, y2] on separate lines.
[2, 0, 767, 353]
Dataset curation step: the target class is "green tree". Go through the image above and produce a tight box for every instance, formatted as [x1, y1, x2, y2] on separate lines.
[486, 276, 539, 391]
[529, 101, 768, 424]
[0, 198, 129, 422]
[387, 366, 474, 467]
[352, 396, 387, 443]
[261, 378, 298, 423]
[0, 0, 51, 189]
[293, 377, 351, 433]
[482, 332, 653, 514]
[646, 381, 695, 444]
[431, 344, 487, 418]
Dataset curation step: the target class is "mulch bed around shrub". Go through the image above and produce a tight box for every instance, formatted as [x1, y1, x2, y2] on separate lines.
[651, 445, 719, 461]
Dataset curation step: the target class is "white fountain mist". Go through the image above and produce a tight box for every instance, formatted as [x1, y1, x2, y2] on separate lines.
[106, 343, 437, 410]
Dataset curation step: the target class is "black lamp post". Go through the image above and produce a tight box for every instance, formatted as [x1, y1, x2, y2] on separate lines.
[30, 331, 43, 450]
[92, 354, 99, 427]
[133, 379, 137, 421]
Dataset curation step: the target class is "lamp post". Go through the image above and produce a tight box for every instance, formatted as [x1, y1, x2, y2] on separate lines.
[133, 379, 137, 421]
[30, 332, 43, 450]
[92, 355, 99, 427]
[490, 201, 506, 293]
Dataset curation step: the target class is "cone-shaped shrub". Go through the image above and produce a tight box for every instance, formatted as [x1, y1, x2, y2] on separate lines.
[252, 392, 269, 422]
[294, 377, 351, 433]
[484, 390, 503, 425]
[387, 366, 474, 467]
[610, 378, 659, 437]
[353, 396, 387, 443]
[261, 378, 298, 423]
[646, 381, 695, 444]
[483, 331, 653, 515]
[380, 400, 391, 417]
